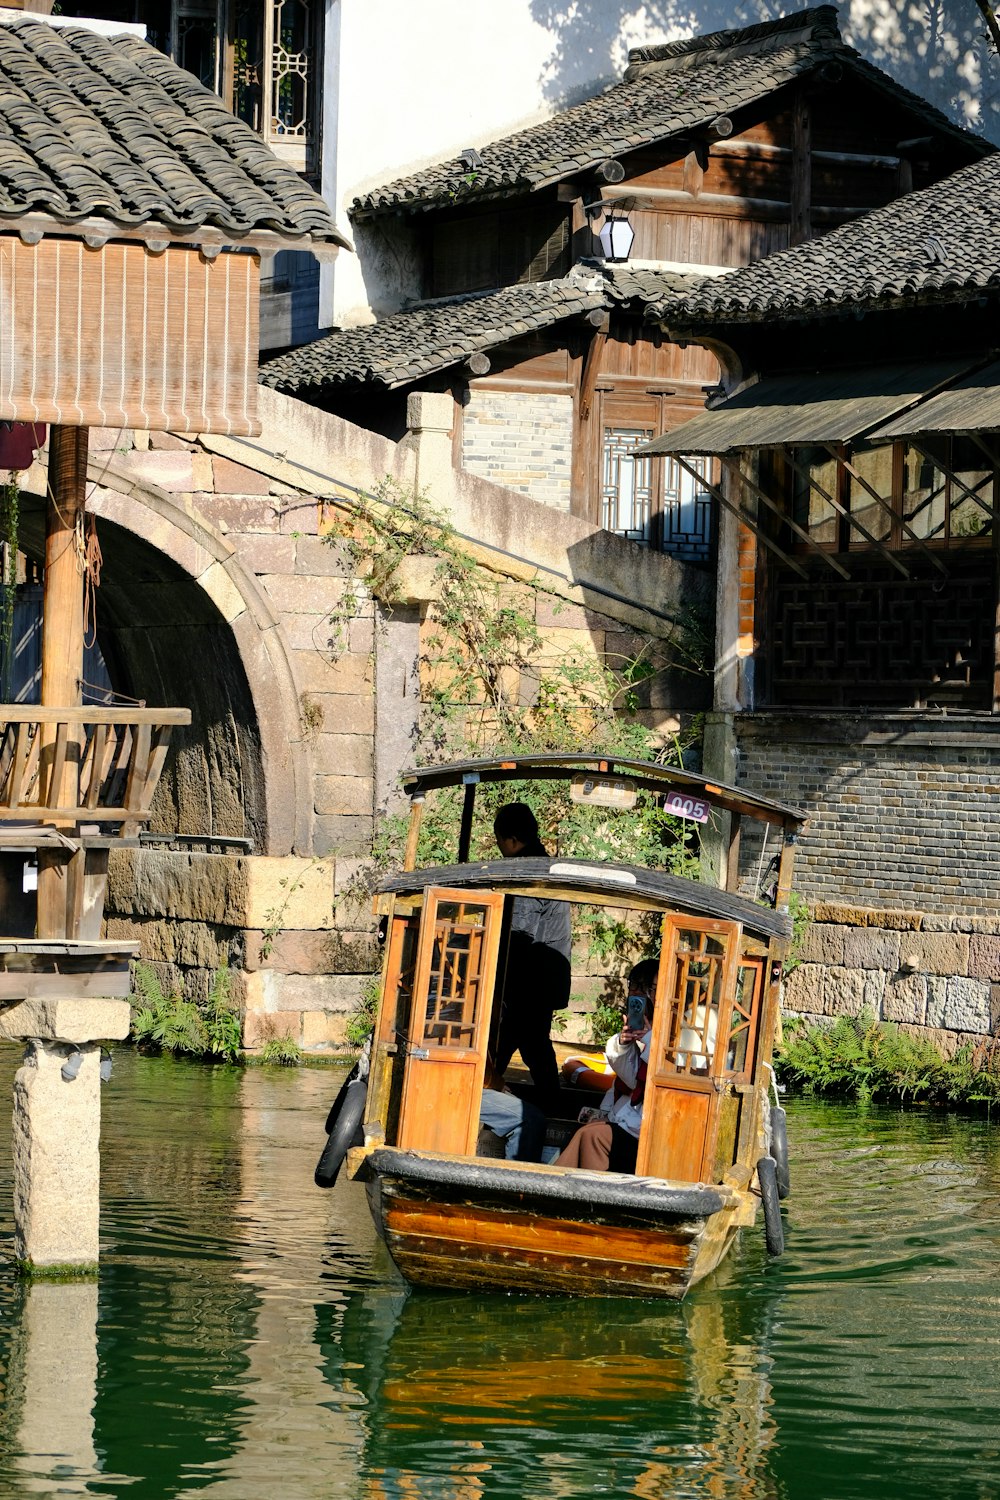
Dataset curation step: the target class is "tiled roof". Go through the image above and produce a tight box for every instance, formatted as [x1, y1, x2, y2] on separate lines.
[600, 263, 707, 307]
[351, 7, 986, 218]
[662, 149, 1000, 326]
[259, 267, 705, 395]
[260, 278, 609, 394]
[0, 16, 346, 250]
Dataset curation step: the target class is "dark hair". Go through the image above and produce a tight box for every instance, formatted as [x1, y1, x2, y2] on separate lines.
[493, 802, 540, 844]
[628, 958, 659, 996]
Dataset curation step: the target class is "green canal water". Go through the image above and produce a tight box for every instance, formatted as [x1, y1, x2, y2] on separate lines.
[0, 1048, 998, 1500]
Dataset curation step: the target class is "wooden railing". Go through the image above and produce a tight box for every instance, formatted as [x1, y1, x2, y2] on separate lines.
[0, 708, 191, 827]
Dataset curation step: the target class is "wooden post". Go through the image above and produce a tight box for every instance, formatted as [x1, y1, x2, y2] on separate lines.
[790, 88, 811, 246]
[37, 425, 88, 939]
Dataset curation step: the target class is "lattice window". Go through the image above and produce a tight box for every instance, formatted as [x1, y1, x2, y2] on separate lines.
[170, 0, 316, 172]
[726, 961, 763, 1079]
[601, 425, 655, 542]
[765, 556, 994, 709]
[662, 454, 715, 562]
[661, 929, 727, 1077]
[421, 901, 491, 1048]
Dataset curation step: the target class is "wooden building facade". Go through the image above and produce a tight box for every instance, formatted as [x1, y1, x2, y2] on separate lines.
[264, 6, 987, 571]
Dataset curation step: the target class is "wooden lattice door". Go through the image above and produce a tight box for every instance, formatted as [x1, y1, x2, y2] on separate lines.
[397, 888, 504, 1157]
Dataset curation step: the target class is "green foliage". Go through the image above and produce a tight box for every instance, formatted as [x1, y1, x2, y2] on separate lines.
[783, 891, 811, 975]
[257, 1034, 303, 1067]
[327, 476, 712, 1048]
[0, 473, 18, 698]
[345, 971, 382, 1050]
[776, 1010, 1000, 1110]
[130, 961, 242, 1063]
[588, 997, 626, 1048]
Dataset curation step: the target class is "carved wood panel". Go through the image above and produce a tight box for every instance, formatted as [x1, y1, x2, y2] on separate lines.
[763, 557, 995, 708]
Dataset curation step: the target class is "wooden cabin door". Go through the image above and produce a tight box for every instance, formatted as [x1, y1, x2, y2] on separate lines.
[397, 888, 504, 1157]
[636, 916, 741, 1184]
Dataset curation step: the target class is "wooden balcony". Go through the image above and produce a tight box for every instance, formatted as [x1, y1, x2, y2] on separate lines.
[0, 707, 191, 830]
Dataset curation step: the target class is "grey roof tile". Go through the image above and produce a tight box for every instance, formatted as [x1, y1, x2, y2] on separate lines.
[665, 148, 1000, 325]
[353, 7, 985, 218]
[0, 16, 344, 247]
[260, 265, 705, 395]
[260, 279, 609, 394]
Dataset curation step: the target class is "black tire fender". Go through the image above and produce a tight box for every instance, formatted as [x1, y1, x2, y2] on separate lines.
[757, 1155, 784, 1257]
[315, 1077, 367, 1189]
[769, 1103, 790, 1200]
[324, 1061, 360, 1135]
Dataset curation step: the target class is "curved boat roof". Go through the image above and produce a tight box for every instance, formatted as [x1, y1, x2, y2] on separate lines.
[400, 754, 805, 828]
[378, 857, 792, 941]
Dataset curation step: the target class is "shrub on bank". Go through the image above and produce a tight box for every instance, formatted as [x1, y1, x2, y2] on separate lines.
[130, 961, 302, 1066]
[776, 1010, 1000, 1109]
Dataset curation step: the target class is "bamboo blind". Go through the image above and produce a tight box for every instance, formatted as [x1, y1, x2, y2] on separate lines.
[0, 236, 261, 436]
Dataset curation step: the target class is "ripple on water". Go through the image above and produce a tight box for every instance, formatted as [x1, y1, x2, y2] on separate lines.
[0, 1056, 1000, 1498]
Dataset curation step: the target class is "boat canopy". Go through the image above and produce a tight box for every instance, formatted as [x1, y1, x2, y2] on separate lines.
[399, 754, 805, 830]
[377, 856, 793, 941]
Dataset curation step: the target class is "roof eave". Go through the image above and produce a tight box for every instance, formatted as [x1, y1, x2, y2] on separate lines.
[0, 209, 351, 259]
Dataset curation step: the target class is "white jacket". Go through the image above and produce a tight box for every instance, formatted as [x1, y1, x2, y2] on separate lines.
[598, 1028, 651, 1140]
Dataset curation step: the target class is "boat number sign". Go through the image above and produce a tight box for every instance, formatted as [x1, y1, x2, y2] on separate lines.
[664, 792, 710, 824]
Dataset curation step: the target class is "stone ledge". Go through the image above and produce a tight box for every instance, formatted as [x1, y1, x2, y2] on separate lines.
[0, 999, 131, 1042]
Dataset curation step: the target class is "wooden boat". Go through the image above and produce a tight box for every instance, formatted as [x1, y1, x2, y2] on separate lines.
[327, 754, 804, 1300]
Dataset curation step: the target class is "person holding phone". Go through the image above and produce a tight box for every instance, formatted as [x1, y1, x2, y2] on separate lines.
[554, 958, 659, 1175]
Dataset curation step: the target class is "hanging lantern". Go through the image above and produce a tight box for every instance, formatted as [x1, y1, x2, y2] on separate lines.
[597, 209, 635, 263]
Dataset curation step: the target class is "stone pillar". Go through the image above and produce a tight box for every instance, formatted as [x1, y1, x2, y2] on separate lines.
[13, 1043, 101, 1270]
[3, 996, 130, 1272]
[405, 390, 456, 500]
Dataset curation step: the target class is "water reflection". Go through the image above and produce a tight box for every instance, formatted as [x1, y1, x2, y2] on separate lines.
[315, 1265, 779, 1499]
[4, 1282, 102, 1498]
[0, 1053, 999, 1499]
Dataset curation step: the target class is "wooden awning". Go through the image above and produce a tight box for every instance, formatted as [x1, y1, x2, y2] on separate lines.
[635, 360, 978, 456]
[865, 359, 1000, 442]
[0, 236, 261, 436]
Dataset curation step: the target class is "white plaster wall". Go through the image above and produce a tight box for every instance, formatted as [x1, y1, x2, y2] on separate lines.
[320, 1, 1000, 329]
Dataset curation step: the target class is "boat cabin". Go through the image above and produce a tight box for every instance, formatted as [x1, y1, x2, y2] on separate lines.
[332, 756, 804, 1297]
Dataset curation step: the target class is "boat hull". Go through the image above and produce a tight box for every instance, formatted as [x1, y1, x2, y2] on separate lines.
[364, 1149, 752, 1299]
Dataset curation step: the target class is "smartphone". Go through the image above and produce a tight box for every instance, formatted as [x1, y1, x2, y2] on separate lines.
[626, 993, 646, 1031]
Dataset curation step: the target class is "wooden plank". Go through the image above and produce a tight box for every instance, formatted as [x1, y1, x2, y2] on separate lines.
[0, 969, 132, 998]
[0, 708, 191, 726]
[384, 1237, 694, 1297]
[83, 721, 107, 808]
[6, 721, 32, 807]
[385, 1197, 695, 1267]
[790, 87, 811, 245]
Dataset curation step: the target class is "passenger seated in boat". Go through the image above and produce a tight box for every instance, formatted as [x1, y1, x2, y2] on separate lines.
[479, 1056, 546, 1163]
[553, 959, 659, 1175]
[560, 1052, 614, 1091]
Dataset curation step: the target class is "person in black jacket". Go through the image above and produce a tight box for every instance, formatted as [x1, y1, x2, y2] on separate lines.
[492, 803, 572, 1113]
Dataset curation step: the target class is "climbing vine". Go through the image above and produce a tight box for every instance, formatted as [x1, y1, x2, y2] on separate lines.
[0, 473, 19, 697]
[327, 476, 710, 876]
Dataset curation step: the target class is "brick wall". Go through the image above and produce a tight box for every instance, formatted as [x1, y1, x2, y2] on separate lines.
[736, 713, 1000, 916]
[461, 389, 574, 510]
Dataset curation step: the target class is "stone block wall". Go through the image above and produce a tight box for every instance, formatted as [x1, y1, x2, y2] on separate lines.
[104, 848, 379, 1052]
[784, 902, 1000, 1055]
[461, 389, 574, 510]
[736, 713, 1000, 916]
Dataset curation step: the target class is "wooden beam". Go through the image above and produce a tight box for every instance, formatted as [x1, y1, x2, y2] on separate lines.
[602, 185, 871, 222]
[781, 448, 910, 577]
[717, 456, 851, 579]
[457, 781, 476, 863]
[790, 88, 811, 246]
[712, 140, 901, 169]
[831, 447, 949, 574]
[403, 793, 425, 872]
[38, 424, 87, 940]
[672, 455, 809, 580]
